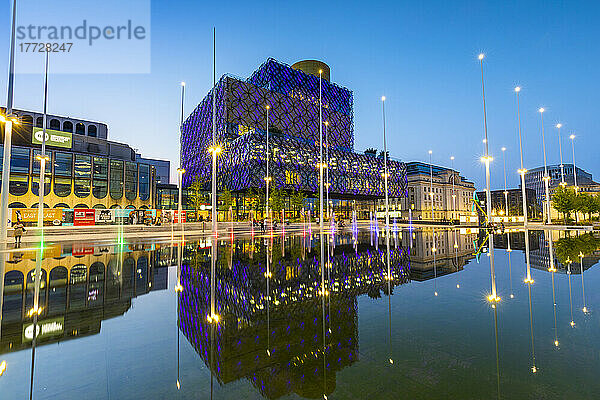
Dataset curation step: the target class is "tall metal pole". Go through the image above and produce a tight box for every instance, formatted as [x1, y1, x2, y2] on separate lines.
[556, 124, 565, 185]
[325, 121, 330, 220]
[570, 134, 578, 223]
[1, 0, 18, 242]
[478, 53, 497, 301]
[265, 105, 270, 222]
[178, 82, 185, 234]
[318, 70, 324, 231]
[450, 156, 456, 221]
[515, 87, 528, 226]
[37, 51, 49, 229]
[429, 150, 433, 221]
[211, 28, 217, 234]
[502, 147, 508, 217]
[382, 96, 390, 279]
[539, 108, 551, 224]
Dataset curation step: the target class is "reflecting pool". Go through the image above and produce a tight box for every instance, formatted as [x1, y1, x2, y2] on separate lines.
[1, 228, 599, 399]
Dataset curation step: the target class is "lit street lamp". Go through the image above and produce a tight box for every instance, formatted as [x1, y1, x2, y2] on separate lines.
[538, 107, 551, 224]
[381, 96, 391, 280]
[428, 150, 433, 221]
[265, 105, 271, 222]
[515, 86, 528, 226]
[37, 50, 50, 229]
[556, 123, 566, 186]
[478, 53, 498, 303]
[318, 69, 324, 230]
[0, 0, 18, 243]
[570, 134, 578, 223]
[450, 156, 456, 221]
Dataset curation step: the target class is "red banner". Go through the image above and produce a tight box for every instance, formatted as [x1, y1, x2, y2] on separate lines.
[74, 209, 95, 226]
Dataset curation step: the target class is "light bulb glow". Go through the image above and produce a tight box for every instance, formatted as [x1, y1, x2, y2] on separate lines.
[478, 53, 484, 60]
[539, 107, 545, 113]
[514, 86, 521, 92]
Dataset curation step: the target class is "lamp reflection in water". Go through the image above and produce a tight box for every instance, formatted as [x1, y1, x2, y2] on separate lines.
[507, 231, 514, 299]
[524, 239, 537, 374]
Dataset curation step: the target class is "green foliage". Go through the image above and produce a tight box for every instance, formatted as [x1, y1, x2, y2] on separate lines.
[188, 176, 208, 217]
[221, 189, 233, 213]
[555, 232, 600, 265]
[290, 191, 307, 217]
[364, 148, 377, 157]
[552, 186, 576, 223]
[269, 188, 286, 217]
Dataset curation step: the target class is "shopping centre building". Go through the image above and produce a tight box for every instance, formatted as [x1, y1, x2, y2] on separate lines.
[181, 58, 408, 219]
[0, 108, 164, 212]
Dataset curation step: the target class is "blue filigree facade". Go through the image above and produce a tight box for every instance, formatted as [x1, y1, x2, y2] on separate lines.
[181, 58, 407, 199]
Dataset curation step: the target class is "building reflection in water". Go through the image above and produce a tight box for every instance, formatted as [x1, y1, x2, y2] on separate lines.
[178, 232, 411, 399]
[1, 243, 167, 354]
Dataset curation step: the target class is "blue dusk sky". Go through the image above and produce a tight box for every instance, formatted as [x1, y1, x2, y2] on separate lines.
[0, 0, 598, 187]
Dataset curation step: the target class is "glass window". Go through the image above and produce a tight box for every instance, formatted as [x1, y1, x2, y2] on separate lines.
[54, 177, 72, 197]
[54, 152, 73, 176]
[74, 178, 90, 198]
[74, 155, 91, 178]
[75, 123, 85, 135]
[88, 125, 97, 137]
[50, 119, 60, 130]
[125, 162, 138, 200]
[9, 175, 28, 196]
[35, 117, 43, 128]
[32, 176, 51, 196]
[93, 179, 107, 199]
[139, 164, 150, 201]
[32, 150, 52, 175]
[63, 121, 73, 132]
[110, 160, 123, 199]
[93, 157, 108, 179]
[11, 147, 30, 174]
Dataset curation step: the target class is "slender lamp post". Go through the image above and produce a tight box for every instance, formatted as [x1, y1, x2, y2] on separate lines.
[501, 147, 508, 218]
[570, 134, 578, 223]
[211, 28, 218, 234]
[428, 150, 433, 221]
[539, 108, 551, 224]
[556, 123, 566, 186]
[37, 51, 50, 229]
[178, 81, 185, 229]
[265, 105, 270, 222]
[450, 156, 456, 222]
[382, 96, 391, 279]
[478, 53, 498, 302]
[0, 0, 18, 242]
[325, 121, 330, 220]
[515, 87, 528, 226]
[318, 69, 324, 230]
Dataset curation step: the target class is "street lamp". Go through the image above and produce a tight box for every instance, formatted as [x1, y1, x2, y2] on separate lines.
[428, 150, 433, 221]
[37, 50, 50, 229]
[265, 104, 270, 223]
[325, 120, 330, 220]
[570, 134, 578, 223]
[478, 53, 498, 302]
[318, 69, 324, 230]
[515, 86, 528, 226]
[538, 107, 551, 224]
[381, 96, 391, 280]
[556, 123, 566, 186]
[0, 0, 18, 243]
[450, 156, 456, 222]
[501, 147, 508, 218]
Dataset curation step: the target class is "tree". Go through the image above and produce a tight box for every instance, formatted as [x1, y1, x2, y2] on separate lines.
[575, 193, 595, 221]
[270, 188, 286, 220]
[364, 148, 377, 157]
[188, 176, 208, 220]
[221, 189, 234, 220]
[290, 191, 307, 218]
[552, 186, 576, 224]
[246, 189, 265, 219]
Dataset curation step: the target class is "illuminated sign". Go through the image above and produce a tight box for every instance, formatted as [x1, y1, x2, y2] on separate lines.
[22, 317, 65, 342]
[32, 127, 72, 149]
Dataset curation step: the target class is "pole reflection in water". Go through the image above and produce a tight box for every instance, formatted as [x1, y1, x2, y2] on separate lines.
[507, 231, 514, 299]
[567, 260, 575, 327]
[176, 236, 183, 390]
[579, 252, 588, 314]
[493, 304, 500, 400]
[547, 231, 559, 348]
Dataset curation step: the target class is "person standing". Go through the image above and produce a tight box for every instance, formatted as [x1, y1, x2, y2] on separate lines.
[13, 221, 25, 248]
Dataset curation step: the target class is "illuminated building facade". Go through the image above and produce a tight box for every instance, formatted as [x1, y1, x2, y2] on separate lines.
[180, 58, 408, 219]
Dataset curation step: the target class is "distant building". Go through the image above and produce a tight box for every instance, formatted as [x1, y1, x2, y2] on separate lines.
[0, 108, 161, 209]
[135, 153, 170, 184]
[397, 161, 475, 221]
[475, 188, 539, 221]
[524, 164, 598, 202]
